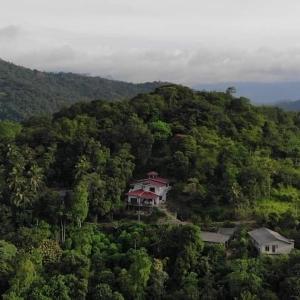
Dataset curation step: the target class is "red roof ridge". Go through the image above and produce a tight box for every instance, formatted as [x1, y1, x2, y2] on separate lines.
[132, 177, 169, 184]
[126, 188, 159, 199]
[147, 171, 158, 176]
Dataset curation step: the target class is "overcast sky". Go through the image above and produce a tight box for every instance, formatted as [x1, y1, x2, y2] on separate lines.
[1, 0, 300, 85]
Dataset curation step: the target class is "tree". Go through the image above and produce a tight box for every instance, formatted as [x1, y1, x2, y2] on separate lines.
[92, 283, 113, 300]
[227, 259, 262, 298]
[226, 86, 237, 96]
[146, 259, 168, 299]
[149, 120, 171, 142]
[28, 275, 71, 300]
[3, 257, 38, 299]
[0, 121, 22, 141]
[60, 251, 90, 300]
[118, 249, 152, 300]
[70, 180, 89, 227]
[0, 240, 17, 294]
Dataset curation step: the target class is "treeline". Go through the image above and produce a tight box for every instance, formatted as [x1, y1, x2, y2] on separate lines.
[1, 84, 300, 298]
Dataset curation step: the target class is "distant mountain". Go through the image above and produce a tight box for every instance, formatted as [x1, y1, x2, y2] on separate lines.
[0, 59, 164, 121]
[194, 81, 300, 104]
[276, 99, 300, 111]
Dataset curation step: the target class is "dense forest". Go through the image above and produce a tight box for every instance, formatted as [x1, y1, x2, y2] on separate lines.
[1, 84, 300, 299]
[0, 59, 163, 121]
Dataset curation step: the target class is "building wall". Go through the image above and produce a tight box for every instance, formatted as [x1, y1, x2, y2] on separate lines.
[128, 197, 139, 205]
[131, 183, 168, 196]
[128, 182, 171, 206]
[128, 196, 158, 206]
[254, 240, 294, 255]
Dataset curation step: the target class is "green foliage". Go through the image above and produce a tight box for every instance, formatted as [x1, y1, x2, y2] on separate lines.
[227, 259, 263, 298]
[0, 84, 300, 298]
[126, 249, 152, 299]
[0, 59, 163, 121]
[71, 180, 89, 227]
[3, 256, 38, 299]
[0, 241, 17, 294]
[0, 121, 22, 141]
[149, 120, 172, 141]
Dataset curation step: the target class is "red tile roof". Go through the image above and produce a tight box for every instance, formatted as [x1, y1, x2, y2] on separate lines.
[127, 189, 159, 200]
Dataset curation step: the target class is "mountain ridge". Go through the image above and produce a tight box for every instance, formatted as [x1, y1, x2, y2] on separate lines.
[276, 99, 300, 111]
[0, 58, 165, 121]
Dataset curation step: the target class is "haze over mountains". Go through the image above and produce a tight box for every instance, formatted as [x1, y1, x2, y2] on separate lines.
[0, 59, 163, 121]
[1, 57, 300, 122]
[195, 81, 300, 105]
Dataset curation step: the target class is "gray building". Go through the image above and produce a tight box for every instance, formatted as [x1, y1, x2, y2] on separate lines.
[217, 227, 237, 237]
[201, 231, 230, 245]
[248, 228, 294, 255]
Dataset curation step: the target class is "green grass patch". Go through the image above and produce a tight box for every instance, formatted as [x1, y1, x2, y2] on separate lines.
[253, 199, 294, 217]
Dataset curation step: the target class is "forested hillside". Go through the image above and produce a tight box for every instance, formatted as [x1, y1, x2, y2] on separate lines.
[0, 59, 163, 121]
[1, 85, 300, 299]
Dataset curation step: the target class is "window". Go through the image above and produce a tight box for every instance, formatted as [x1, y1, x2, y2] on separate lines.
[130, 197, 138, 204]
[265, 245, 269, 252]
[272, 245, 276, 253]
[150, 187, 155, 192]
[159, 196, 162, 200]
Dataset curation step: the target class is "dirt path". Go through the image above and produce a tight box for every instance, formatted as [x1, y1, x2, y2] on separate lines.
[156, 205, 256, 227]
[156, 206, 190, 225]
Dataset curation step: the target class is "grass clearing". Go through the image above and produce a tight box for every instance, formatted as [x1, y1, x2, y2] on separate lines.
[253, 199, 294, 217]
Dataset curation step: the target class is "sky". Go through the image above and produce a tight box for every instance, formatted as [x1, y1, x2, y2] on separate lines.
[1, 0, 300, 86]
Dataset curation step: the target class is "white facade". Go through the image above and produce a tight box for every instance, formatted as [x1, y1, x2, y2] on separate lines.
[253, 240, 294, 255]
[249, 228, 294, 255]
[129, 183, 170, 202]
[127, 172, 171, 207]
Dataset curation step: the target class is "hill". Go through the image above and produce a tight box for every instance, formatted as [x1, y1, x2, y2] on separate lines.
[1, 85, 300, 299]
[0, 58, 164, 120]
[3, 84, 300, 220]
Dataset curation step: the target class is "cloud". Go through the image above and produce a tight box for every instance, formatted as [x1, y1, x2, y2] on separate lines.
[0, 25, 21, 40]
[1, 1, 300, 84]
[4, 37, 300, 85]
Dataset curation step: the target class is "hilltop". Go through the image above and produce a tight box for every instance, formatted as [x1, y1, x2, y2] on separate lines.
[0, 59, 164, 120]
[1, 85, 300, 299]
[3, 84, 300, 224]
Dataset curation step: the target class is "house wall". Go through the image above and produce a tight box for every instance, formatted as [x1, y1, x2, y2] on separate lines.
[128, 182, 171, 206]
[128, 196, 158, 206]
[128, 196, 139, 205]
[254, 240, 294, 255]
[130, 184, 169, 197]
[131, 183, 160, 194]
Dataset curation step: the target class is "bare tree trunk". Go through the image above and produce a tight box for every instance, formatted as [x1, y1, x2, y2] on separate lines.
[60, 218, 66, 243]
[60, 218, 64, 243]
[63, 221, 66, 243]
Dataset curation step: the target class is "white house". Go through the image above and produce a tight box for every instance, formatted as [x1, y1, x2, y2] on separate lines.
[126, 171, 171, 207]
[248, 227, 294, 255]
